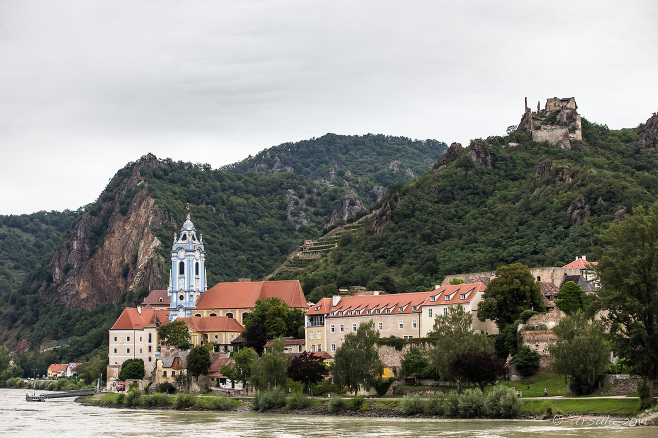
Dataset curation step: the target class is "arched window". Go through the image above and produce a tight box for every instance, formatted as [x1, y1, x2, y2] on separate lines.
[242, 312, 249, 323]
[209, 313, 217, 317]
[179, 262, 184, 275]
[194, 313, 201, 317]
[195, 262, 199, 276]
[226, 312, 234, 319]
[181, 233, 187, 241]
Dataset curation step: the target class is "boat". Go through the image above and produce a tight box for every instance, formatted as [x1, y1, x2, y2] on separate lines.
[26, 371, 45, 402]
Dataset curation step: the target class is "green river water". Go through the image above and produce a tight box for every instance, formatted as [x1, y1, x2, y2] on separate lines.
[2, 389, 655, 437]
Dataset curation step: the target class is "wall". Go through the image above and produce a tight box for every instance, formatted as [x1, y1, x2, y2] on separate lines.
[532, 127, 571, 149]
[108, 327, 158, 376]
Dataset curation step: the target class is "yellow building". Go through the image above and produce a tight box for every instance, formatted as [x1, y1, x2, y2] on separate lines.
[178, 316, 244, 348]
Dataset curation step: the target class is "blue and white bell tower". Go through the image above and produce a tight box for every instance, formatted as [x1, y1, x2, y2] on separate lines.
[167, 214, 207, 321]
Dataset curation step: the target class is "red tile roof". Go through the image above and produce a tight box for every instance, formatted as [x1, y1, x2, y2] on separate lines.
[195, 280, 306, 310]
[178, 316, 244, 333]
[110, 308, 170, 330]
[563, 257, 598, 269]
[426, 283, 486, 305]
[264, 338, 306, 348]
[310, 291, 435, 317]
[141, 290, 170, 308]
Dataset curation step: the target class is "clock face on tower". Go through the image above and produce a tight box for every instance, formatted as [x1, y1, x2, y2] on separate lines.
[194, 249, 200, 259]
[177, 249, 185, 259]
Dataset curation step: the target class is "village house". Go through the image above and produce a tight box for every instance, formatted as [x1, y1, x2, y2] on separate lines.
[140, 289, 170, 310]
[153, 348, 189, 386]
[177, 315, 244, 351]
[263, 337, 306, 354]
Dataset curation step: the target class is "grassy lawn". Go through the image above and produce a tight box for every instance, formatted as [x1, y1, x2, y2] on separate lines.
[494, 374, 568, 397]
[521, 398, 647, 415]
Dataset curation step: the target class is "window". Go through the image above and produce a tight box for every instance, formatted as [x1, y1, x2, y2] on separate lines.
[460, 294, 466, 300]
[179, 294, 184, 301]
[412, 320, 417, 329]
[399, 321, 404, 329]
[378, 322, 383, 330]
[140, 336, 142, 342]
[148, 346, 152, 352]
[444, 307, 448, 315]
[428, 308, 433, 318]
[195, 313, 201, 317]
[340, 325, 344, 332]
[352, 323, 357, 332]
[330, 324, 335, 333]
[311, 345, 316, 352]
[148, 357, 151, 362]
[403, 335, 414, 339]
[172, 371, 176, 377]
[163, 371, 167, 377]
[317, 331, 322, 340]
[179, 261, 184, 275]
[331, 344, 336, 352]
[127, 336, 130, 342]
[139, 348, 142, 353]
[148, 333, 152, 343]
[113, 336, 117, 342]
[209, 313, 217, 317]
[127, 348, 130, 353]
[367, 310, 372, 315]
[317, 344, 322, 351]
[196, 262, 199, 275]
[386, 308, 392, 314]
[309, 331, 314, 340]
[113, 348, 117, 354]
[226, 312, 234, 319]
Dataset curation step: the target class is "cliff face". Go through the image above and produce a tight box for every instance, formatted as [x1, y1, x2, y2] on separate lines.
[46, 156, 172, 309]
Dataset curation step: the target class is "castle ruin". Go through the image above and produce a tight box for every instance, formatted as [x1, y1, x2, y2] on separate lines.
[517, 97, 582, 149]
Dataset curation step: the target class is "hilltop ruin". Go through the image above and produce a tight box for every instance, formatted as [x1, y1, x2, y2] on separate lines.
[517, 97, 582, 149]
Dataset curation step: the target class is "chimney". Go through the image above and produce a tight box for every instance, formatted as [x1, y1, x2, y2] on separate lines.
[582, 255, 586, 261]
[374, 291, 379, 296]
[332, 295, 341, 306]
[137, 306, 142, 315]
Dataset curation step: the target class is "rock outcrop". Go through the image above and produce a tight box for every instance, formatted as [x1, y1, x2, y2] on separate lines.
[328, 190, 366, 226]
[371, 193, 401, 234]
[517, 97, 582, 149]
[467, 140, 492, 168]
[638, 113, 658, 150]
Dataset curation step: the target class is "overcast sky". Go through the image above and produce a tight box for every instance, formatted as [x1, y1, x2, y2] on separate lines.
[1, 1, 656, 215]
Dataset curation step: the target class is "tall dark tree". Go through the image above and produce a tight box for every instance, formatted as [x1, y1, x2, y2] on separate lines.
[477, 263, 545, 331]
[118, 359, 145, 380]
[287, 351, 327, 394]
[243, 323, 267, 355]
[331, 320, 382, 395]
[594, 203, 658, 403]
[451, 350, 507, 393]
[187, 345, 211, 378]
[555, 281, 585, 315]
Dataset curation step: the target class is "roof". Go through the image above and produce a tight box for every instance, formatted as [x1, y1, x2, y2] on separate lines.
[141, 290, 170, 308]
[264, 337, 306, 348]
[291, 351, 333, 360]
[563, 257, 598, 270]
[48, 363, 68, 373]
[426, 283, 487, 305]
[195, 280, 306, 310]
[110, 308, 170, 330]
[161, 351, 189, 369]
[209, 357, 234, 376]
[178, 316, 244, 333]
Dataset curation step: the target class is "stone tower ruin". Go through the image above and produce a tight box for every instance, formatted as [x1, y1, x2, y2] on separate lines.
[517, 97, 582, 149]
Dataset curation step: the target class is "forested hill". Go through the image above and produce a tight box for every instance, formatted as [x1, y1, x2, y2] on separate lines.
[0, 211, 81, 296]
[224, 134, 448, 204]
[277, 117, 658, 298]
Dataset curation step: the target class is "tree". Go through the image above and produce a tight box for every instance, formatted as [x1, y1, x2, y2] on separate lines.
[250, 338, 291, 390]
[400, 348, 432, 385]
[75, 355, 108, 384]
[427, 305, 491, 392]
[221, 347, 258, 387]
[243, 322, 267, 355]
[187, 345, 211, 378]
[594, 203, 658, 403]
[555, 281, 585, 315]
[477, 263, 545, 331]
[548, 311, 610, 395]
[331, 320, 383, 395]
[157, 320, 191, 349]
[511, 345, 540, 377]
[287, 351, 327, 395]
[451, 350, 507, 393]
[285, 308, 306, 339]
[118, 359, 145, 380]
[243, 298, 294, 340]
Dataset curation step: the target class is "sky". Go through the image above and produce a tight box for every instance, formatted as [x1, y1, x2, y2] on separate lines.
[1, 1, 656, 215]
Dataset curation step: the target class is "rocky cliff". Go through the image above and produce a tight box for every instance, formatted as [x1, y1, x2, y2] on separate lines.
[44, 155, 172, 309]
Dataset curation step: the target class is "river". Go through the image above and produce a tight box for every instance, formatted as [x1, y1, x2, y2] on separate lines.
[1, 389, 655, 437]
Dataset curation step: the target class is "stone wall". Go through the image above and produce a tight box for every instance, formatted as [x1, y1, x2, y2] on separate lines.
[532, 126, 571, 149]
[600, 375, 642, 395]
[443, 267, 582, 288]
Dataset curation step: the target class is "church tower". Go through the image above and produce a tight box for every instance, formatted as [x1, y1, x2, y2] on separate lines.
[167, 214, 207, 321]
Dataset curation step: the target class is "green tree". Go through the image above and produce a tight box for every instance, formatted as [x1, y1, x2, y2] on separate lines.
[548, 311, 610, 395]
[221, 347, 258, 387]
[331, 320, 383, 395]
[287, 351, 327, 395]
[75, 355, 108, 384]
[594, 203, 658, 403]
[400, 347, 431, 385]
[250, 338, 291, 390]
[157, 320, 192, 349]
[511, 345, 540, 377]
[243, 323, 267, 355]
[118, 359, 145, 380]
[187, 345, 211, 378]
[243, 298, 290, 340]
[477, 263, 545, 331]
[428, 305, 491, 392]
[555, 281, 585, 315]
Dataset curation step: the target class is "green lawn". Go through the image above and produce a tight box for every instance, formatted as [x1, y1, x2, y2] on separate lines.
[494, 374, 568, 397]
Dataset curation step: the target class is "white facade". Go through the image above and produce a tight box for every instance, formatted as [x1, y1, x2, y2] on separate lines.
[108, 326, 159, 376]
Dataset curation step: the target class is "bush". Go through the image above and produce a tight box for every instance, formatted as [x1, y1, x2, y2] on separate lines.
[286, 392, 311, 410]
[142, 392, 171, 407]
[349, 395, 365, 410]
[484, 387, 521, 418]
[328, 397, 348, 413]
[158, 382, 176, 394]
[312, 381, 343, 396]
[5, 377, 23, 388]
[175, 393, 197, 409]
[458, 389, 484, 418]
[125, 388, 142, 407]
[519, 310, 537, 323]
[426, 396, 445, 416]
[252, 390, 286, 412]
[116, 393, 125, 405]
[512, 345, 540, 377]
[402, 394, 426, 415]
[373, 377, 395, 396]
[196, 396, 232, 411]
[443, 392, 460, 417]
[637, 380, 651, 410]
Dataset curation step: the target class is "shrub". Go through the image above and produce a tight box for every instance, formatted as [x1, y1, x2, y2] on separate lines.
[519, 310, 537, 323]
[125, 388, 142, 407]
[116, 393, 125, 405]
[373, 377, 395, 396]
[426, 396, 445, 416]
[401, 394, 426, 415]
[142, 392, 171, 407]
[328, 397, 348, 413]
[175, 393, 197, 409]
[443, 392, 460, 417]
[637, 380, 651, 410]
[484, 387, 521, 418]
[349, 395, 365, 410]
[252, 390, 286, 412]
[312, 381, 343, 396]
[286, 392, 311, 410]
[196, 396, 232, 411]
[158, 382, 176, 394]
[5, 377, 23, 388]
[457, 389, 484, 418]
[512, 345, 540, 377]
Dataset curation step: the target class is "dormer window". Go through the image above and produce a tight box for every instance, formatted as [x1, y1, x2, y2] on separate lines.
[159, 297, 163, 302]
[376, 309, 381, 314]
[348, 311, 353, 316]
[386, 308, 392, 314]
[430, 296, 437, 302]
[315, 307, 320, 311]
[460, 294, 466, 300]
[367, 310, 372, 315]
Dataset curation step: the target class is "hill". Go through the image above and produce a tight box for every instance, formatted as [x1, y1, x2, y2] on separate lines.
[273, 115, 658, 300]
